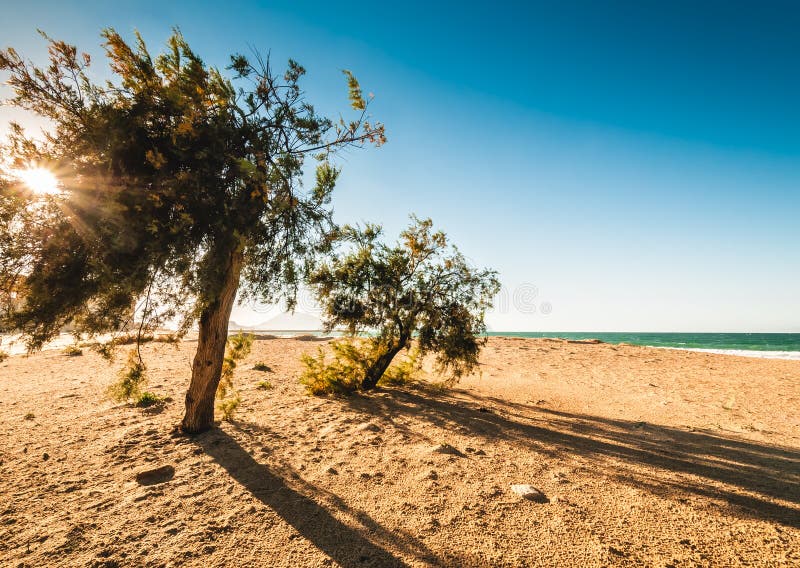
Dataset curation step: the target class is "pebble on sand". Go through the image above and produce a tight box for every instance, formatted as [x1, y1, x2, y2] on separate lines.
[510, 484, 549, 503]
[135, 465, 175, 486]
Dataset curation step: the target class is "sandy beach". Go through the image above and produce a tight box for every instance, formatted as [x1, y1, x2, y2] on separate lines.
[1, 337, 798, 567]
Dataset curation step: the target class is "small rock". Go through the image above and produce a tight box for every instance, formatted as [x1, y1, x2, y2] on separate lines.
[357, 423, 382, 433]
[510, 484, 549, 503]
[135, 465, 175, 486]
[608, 546, 628, 557]
[325, 467, 338, 475]
[432, 443, 464, 457]
[42, 453, 50, 461]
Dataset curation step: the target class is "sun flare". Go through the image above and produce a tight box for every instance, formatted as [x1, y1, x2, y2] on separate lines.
[16, 167, 61, 195]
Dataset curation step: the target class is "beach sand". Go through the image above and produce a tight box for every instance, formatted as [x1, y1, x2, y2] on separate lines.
[0, 337, 798, 567]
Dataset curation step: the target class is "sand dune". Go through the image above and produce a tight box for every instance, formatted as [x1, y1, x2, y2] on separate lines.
[1, 337, 798, 566]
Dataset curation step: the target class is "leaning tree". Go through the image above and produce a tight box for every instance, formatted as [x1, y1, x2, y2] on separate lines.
[0, 29, 385, 432]
[307, 217, 500, 391]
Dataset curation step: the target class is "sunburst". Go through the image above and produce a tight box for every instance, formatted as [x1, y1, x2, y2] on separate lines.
[15, 166, 61, 195]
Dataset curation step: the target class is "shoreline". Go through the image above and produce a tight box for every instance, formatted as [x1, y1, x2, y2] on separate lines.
[658, 346, 800, 360]
[5, 330, 800, 360]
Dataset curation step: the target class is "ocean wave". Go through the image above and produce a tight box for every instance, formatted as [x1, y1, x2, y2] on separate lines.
[661, 347, 800, 360]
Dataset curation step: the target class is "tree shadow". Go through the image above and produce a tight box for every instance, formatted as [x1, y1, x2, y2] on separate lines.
[194, 428, 445, 567]
[339, 386, 800, 529]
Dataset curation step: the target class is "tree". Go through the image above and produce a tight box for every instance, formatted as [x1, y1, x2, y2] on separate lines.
[0, 176, 31, 330]
[0, 29, 385, 432]
[308, 217, 500, 390]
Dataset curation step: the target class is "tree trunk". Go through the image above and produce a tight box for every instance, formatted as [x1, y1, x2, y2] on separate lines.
[180, 246, 243, 434]
[361, 340, 406, 391]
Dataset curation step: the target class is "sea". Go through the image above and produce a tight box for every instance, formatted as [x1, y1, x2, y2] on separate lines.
[3, 331, 800, 360]
[487, 332, 800, 360]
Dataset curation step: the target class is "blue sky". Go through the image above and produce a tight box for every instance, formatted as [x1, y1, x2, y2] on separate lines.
[2, 1, 799, 331]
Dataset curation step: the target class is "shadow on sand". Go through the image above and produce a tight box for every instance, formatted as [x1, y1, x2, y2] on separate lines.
[195, 428, 446, 567]
[193, 384, 799, 567]
[339, 386, 800, 529]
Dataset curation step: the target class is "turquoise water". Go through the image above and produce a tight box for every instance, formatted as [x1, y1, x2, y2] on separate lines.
[487, 332, 800, 352]
[4, 331, 799, 358]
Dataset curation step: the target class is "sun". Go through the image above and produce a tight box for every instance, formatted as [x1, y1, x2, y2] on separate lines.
[16, 167, 61, 195]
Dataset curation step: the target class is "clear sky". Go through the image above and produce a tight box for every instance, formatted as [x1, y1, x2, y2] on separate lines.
[2, 1, 799, 331]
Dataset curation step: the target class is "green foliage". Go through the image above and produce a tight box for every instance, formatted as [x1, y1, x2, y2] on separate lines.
[108, 350, 147, 402]
[135, 391, 165, 408]
[308, 217, 500, 389]
[342, 70, 366, 110]
[253, 362, 272, 372]
[300, 339, 370, 395]
[215, 332, 253, 420]
[0, 29, 384, 357]
[256, 380, 273, 390]
[63, 344, 83, 357]
[379, 348, 420, 387]
[217, 397, 241, 421]
[300, 338, 420, 395]
[220, 332, 253, 386]
[95, 342, 116, 361]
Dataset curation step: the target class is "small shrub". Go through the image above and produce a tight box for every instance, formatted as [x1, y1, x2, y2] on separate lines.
[108, 351, 147, 402]
[215, 333, 253, 421]
[135, 391, 165, 408]
[253, 362, 272, 372]
[256, 380, 273, 390]
[95, 342, 115, 360]
[219, 333, 254, 388]
[63, 345, 83, 357]
[0, 350, 8, 363]
[300, 340, 368, 395]
[218, 395, 241, 421]
[115, 333, 154, 345]
[300, 339, 420, 395]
